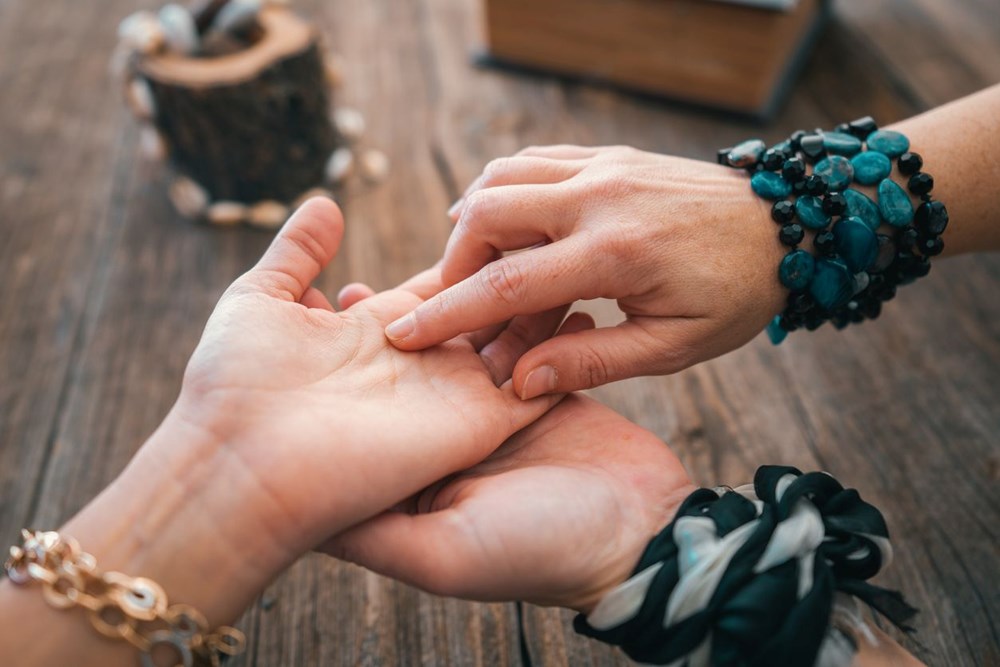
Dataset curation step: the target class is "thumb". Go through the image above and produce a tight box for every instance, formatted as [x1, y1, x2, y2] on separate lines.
[512, 317, 707, 398]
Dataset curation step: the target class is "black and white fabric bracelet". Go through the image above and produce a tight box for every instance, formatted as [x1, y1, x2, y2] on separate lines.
[574, 466, 917, 667]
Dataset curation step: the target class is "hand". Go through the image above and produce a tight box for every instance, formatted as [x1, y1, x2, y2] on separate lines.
[50, 198, 570, 630]
[323, 394, 695, 613]
[171, 198, 570, 555]
[383, 146, 787, 398]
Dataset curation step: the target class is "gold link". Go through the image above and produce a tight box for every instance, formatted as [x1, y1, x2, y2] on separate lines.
[9, 529, 244, 665]
[26, 562, 59, 584]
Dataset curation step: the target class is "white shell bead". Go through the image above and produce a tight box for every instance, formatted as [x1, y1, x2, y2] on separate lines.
[207, 201, 249, 226]
[139, 126, 167, 161]
[248, 200, 289, 229]
[169, 177, 210, 218]
[324, 54, 345, 88]
[214, 0, 263, 35]
[158, 4, 199, 55]
[324, 148, 354, 183]
[360, 149, 390, 183]
[126, 78, 156, 120]
[333, 108, 365, 143]
[118, 11, 165, 55]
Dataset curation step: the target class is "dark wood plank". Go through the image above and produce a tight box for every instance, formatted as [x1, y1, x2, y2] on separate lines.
[0, 0, 140, 562]
[1, 0, 998, 665]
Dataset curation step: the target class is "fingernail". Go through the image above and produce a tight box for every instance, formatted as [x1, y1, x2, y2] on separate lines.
[520, 366, 557, 400]
[385, 314, 415, 341]
[447, 199, 463, 218]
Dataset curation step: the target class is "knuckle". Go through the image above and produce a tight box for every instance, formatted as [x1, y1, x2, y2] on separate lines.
[480, 158, 512, 187]
[461, 190, 493, 226]
[480, 259, 527, 305]
[574, 345, 613, 389]
[517, 145, 546, 156]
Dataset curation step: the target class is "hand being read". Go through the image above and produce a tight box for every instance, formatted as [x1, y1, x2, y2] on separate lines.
[324, 394, 695, 613]
[383, 146, 789, 398]
[170, 198, 569, 558]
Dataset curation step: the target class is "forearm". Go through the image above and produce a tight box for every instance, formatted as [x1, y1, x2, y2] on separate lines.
[0, 413, 292, 667]
[887, 83, 1000, 256]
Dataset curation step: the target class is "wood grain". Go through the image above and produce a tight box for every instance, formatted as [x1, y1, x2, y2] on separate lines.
[0, 1, 997, 666]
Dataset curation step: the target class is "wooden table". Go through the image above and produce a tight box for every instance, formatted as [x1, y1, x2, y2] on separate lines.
[1, 1, 998, 665]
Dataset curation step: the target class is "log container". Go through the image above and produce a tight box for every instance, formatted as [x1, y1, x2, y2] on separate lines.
[129, 6, 340, 219]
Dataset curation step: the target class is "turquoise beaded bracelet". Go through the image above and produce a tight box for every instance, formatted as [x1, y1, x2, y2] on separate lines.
[718, 117, 948, 343]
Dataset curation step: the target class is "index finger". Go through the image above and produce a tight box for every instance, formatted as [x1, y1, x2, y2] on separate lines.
[384, 238, 607, 350]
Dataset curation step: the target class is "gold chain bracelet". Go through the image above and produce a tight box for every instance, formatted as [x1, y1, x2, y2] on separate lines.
[4, 530, 246, 667]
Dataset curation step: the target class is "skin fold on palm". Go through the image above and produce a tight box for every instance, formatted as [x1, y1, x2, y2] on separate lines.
[158, 197, 567, 562]
[325, 394, 695, 613]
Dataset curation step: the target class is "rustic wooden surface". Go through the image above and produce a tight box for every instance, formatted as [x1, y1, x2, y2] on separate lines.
[1, 1, 998, 666]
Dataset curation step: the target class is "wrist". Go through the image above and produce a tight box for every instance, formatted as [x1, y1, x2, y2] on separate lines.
[569, 482, 695, 616]
[62, 407, 296, 626]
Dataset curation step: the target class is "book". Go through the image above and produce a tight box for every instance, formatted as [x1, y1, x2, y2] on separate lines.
[478, 0, 829, 118]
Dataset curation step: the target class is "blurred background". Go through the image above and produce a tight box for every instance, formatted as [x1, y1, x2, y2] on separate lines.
[1, 1, 998, 665]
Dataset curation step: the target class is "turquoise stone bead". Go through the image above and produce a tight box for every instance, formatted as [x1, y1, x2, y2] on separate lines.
[770, 139, 792, 154]
[877, 178, 914, 227]
[866, 130, 910, 157]
[822, 131, 863, 156]
[850, 151, 891, 185]
[751, 171, 792, 200]
[795, 195, 831, 230]
[728, 139, 766, 168]
[832, 216, 879, 273]
[843, 189, 882, 231]
[809, 258, 853, 311]
[766, 315, 788, 345]
[778, 249, 815, 290]
[814, 156, 854, 191]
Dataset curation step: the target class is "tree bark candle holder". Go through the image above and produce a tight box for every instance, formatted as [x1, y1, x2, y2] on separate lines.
[118, 2, 359, 228]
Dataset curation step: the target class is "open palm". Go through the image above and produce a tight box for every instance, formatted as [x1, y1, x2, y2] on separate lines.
[169, 198, 564, 557]
[325, 394, 696, 612]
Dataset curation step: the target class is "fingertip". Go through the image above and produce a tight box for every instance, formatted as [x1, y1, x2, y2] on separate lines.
[337, 282, 375, 309]
[384, 313, 416, 343]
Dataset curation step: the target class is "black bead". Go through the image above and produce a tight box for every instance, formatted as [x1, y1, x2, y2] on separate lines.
[834, 122, 851, 134]
[717, 148, 733, 166]
[870, 235, 895, 273]
[822, 192, 847, 216]
[789, 292, 815, 313]
[908, 172, 934, 196]
[799, 134, 827, 162]
[848, 116, 878, 139]
[830, 312, 851, 329]
[897, 226, 919, 252]
[779, 313, 801, 331]
[803, 174, 829, 196]
[915, 200, 949, 235]
[804, 316, 826, 331]
[761, 149, 785, 171]
[848, 308, 866, 323]
[860, 298, 882, 319]
[814, 230, 837, 256]
[792, 179, 808, 194]
[880, 284, 898, 301]
[918, 234, 944, 257]
[771, 200, 796, 224]
[911, 256, 932, 277]
[779, 223, 805, 246]
[789, 130, 807, 151]
[897, 152, 923, 175]
[781, 157, 807, 183]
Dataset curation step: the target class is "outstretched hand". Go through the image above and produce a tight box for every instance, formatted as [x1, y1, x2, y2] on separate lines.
[165, 197, 570, 563]
[382, 146, 788, 398]
[324, 394, 695, 613]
